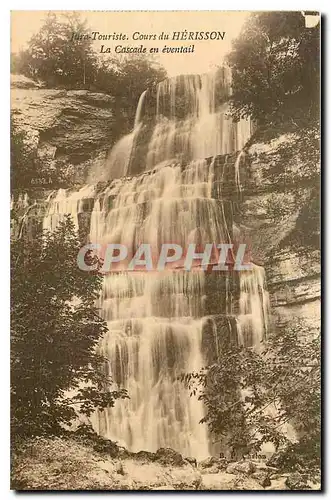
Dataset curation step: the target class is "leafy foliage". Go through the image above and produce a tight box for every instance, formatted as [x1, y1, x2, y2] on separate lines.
[110, 55, 167, 122]
[11, 216, 127, 436]
[11, 118, 79, 190]
[12, 12, 97, 88]
[182, 323, 320, 471]
[10, 120, 37, 189]
[93, 53, 166, 137]
[227, 12, 320, 127]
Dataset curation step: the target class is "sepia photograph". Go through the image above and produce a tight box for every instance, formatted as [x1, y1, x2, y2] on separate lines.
[10, 10, 321, 491]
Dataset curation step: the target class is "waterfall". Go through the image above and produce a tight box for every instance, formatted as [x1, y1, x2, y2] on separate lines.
[234, 150, 246, 194]
[42, 71, 269, 459]
[134, 90, 147, 128]
[238, 264, 270, 348]
[100, 124, 142, 182]
[43, 185, 96, 232]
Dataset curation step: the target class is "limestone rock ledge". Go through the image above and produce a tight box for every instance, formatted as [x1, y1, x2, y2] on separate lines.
[11, 74, 115, 181]
[237, 129, 320, 337]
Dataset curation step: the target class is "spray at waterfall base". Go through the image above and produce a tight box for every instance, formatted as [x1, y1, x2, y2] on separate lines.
[77, 242, 252, 273]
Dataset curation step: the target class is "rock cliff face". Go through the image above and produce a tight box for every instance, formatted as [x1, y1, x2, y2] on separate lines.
[11, 74, 115, 184]
[236, 130, 320, 337]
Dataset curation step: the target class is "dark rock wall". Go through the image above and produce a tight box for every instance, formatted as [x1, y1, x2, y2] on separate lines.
[11, 74, 115, 186]
[237, 131, 320, 337]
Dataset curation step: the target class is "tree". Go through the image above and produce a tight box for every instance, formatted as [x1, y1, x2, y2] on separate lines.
[11, 216, 127, 436]
[11, 115, 86, 190]
[17, 12, 97, 88]
[183, 322, 320, 473]
[10, 119, 36, 189]
[113, 54, 167, 118]
[12, 12, 167, 101]
[226, 12, 320, 127]
[93, 54, 167, 131]
[11, 13, 167, 130]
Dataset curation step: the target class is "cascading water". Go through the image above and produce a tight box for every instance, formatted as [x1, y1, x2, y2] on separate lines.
[43, 185, 96, 232]
[134, 90, 147, 128]
[42, 70, 270, 459]
[237, 265, 270, 349]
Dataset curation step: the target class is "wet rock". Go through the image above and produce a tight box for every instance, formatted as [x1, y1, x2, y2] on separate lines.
[285, 472, 309, 490]
[266, 451, 286, 469]
[201, 465, 221, 474]
[201, 472, 236, 490]
[134, 450, 157, 462]
[155, 447, 185, 467]
[226, 461, 256, 475]
[251, 471, 271, 487]
[116, 447, 131, 459]
[254, 463, 278, 473]
[170, 469, 202, 490]
[118, 459, 201, 490]
[199, 456, 219, 469]
[113, 479, 133, 490]
[199, 456, 227, 471]
[115, 462, 125, 475]
[185, 456, 197, 467]
[265, 476, 289, 490]
[201, 472, 263, 490]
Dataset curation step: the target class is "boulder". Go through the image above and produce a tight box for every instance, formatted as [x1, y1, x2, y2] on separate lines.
[201, 472, 264, 490]
[201, 465, 221, 475]
[265, 476, 289, 490]
[199, 456, 220, 469]
[226, 461, 256, 475]
[155, 447, 185, 467]
[201, 472, 236, 490]
[285, 472, 310, 490]
[185, 456, 197, 467]
[96, 460, 113, 474]
[134, 450, 157, 462]
[199, 456, 227, 471]
[168, 468, 202, 490]
[120, 459, 201, 490]
[254, 463, 278, 473]
[251, 471, 271, 487]
[115, 462, 125, 475]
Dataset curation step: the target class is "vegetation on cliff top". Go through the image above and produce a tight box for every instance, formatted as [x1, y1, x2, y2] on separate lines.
[11, 12, 167, 128]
